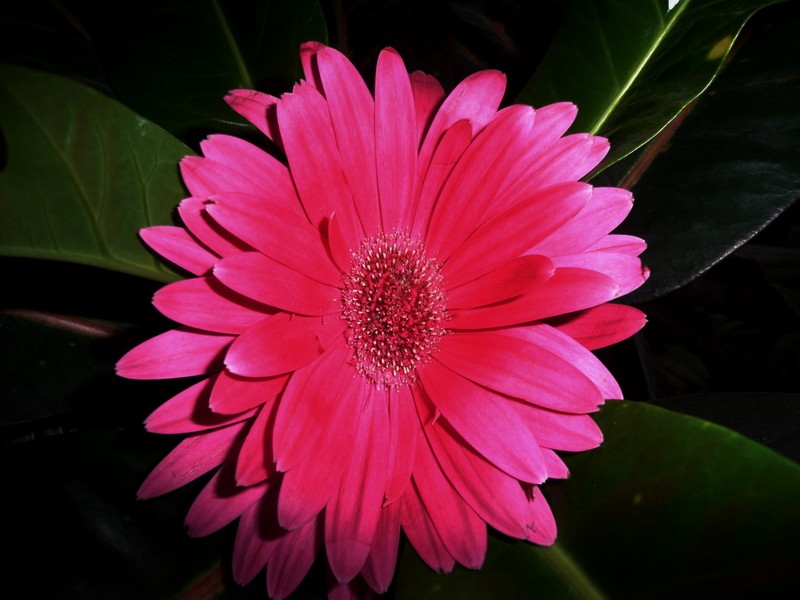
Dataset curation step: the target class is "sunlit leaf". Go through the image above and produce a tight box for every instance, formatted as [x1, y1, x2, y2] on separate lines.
[0, 65, 190, 281]
[397, 401, 800, 599]
[518, 0, 785, 169]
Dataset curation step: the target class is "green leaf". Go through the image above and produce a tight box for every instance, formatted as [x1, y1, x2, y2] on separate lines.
[620, 3, 800, 301]
[77, 0, 328, 140]
[518, 0, 785, 170]
[0, 65, 191, 281]
[397, 401, 800, 599]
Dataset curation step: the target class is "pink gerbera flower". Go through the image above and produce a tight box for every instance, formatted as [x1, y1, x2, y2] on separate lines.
[117, 42, 647, 599]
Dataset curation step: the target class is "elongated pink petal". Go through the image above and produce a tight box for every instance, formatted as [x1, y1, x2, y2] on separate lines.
[448, 268, 619, 329]
[210, 369, 288, 414]
[409, 71, 445, 144]
[138, 421, 247, 499]
[553, 251, 647, 297]
[542, 449, 570, 480]
[224, 313, 328, 378]
[181, 157, 269, 199]
[326, 387, 391, 583]
[410, 119, 472, 238]
[362, 501, 402, 593]
[587, 233, 647, 255]
[224, 90, 282, 147]
[153, 276, 269, 334]
[400, 482, 455, 573]
[206, 196, 340, 286]
[385, 386, 417, 504]
[412, 432, 487, 569]
[178, 197, 251, 257]
[316, 46, 381, 236]
[232, 491, 282, 584]
[267, 517, 323, 600]
[549, 304, 647, 350]
[236, 400, 278, 486]
[375, 48, 417, 231]
[140, 226, 217, 276]
[424, 418, 531, 539]
[441, 182, 590, 286]
[214, 252, 338, 316]
[185, 467, 268, 537]
[418, 361, 547, 483]
[526, 487, 557, 545]
[300, 41, 325, 90]
[116, 329, 233, 380]
[435, 332, 603, 413]
[513, 401, 603, 452]
[445, 255, 554, 309]
[502, 324, 623, 400]
[145, 376, 257, 434]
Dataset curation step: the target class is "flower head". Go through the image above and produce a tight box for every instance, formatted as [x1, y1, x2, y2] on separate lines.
[117, 42, 647, 599]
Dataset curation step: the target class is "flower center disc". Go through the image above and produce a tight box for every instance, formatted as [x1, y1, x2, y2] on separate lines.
[341, 232, 447, 388]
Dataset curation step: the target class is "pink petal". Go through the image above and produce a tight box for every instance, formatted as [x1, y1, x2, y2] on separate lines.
[277, 90, 363, 246]
[185, 467, 268, 537]
[181, 156, 271, 199]
[503, 323, 623, 400]
[409, 71, 445, 144]
[153, 276, 269, 334]
[224, 313, 329, 378]
[553, 251, 647, 297]
[178, 197, 251, 257]
[411, 432, 487, 569]
[327, 212, 356, 273]
[206, 196, 340, 286]
[299, 41, 325, 90]
[417, 70, 506, 181]
[441, 182, 590, 287]
[236, 400, 278, 487]
[316, 46, 381, 236]
[587, 233, 647, 255]
[140, 226, 217, 276]
[400, 482, 455, 573]
[434, 332, 603, 413]
[224, 90, 282, 148]
[445, 255, 555, 309]
[409, 119, 472, 238]
[542, 449, 570, 480]
[513, 401, 603, 452]
[526, 486, 557, 545]
[145, 375, 257, 434]
[138, 421, 247, 499]
[448, 268, 619, 329]
[214, 252, 338, 316]
[361, 501, 402, 593]
[266, 516, 323, 600]
[385, 385, 418, 504]
[232, 492, 281, 584]
[417, 361, 547, 483]
[116, 329, 233, 380]
[550, 303, 647, 350]
[210, 369, 288, 414]
[375, 48, 417, 231]
[273, 343, 362, 529]
[423, 417, 531, 539]
[326, 387, 391, 583]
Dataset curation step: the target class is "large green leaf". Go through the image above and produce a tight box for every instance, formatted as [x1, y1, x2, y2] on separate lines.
[518, 0, 784, 170]
[396, 401, 800, 598]
[620, 3, 800, 301]
[0, 66, 191, 281]
[75, 0, 328, 140]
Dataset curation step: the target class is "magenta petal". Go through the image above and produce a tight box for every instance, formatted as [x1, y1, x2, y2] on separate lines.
[375, 48, 417, 231]
[224, 313, 327, 378]
[180, 156, 268, 199]
[145, 376, 257, 434]
[550, 304, 647, 350]
[553, 251, 647, 297]
[446, 255, 555, 309]
[116, 329, 232, 380]
[362, 501, 402, 593]
[526, 487, 557, 545]
[185, 467, 268, 537]
[140, 226, 217, 276]
[448, 268, 620, 329]
[138, 421, 247, 499]
[409, 71, 445, 144]
[267, 516, 322, 600]
[435, 333, 603, 413]
[385, 386, 418, 504]
[236, 400, 278, 487]
[400, 482, 455, 573]
[214, 252, 338, 316]
[299, 41, 325, 90]
[412, 432, 487, 569]
[232, 492, 281, 584]
[542, 448, 570, 480]
[417, 361, 548, 484]
[210, 369, 288, 415]
[224, 90, 282, 148]
[178, 197, 251, 257]
[326, 387, 391, 583]
[154, 276, 269, 334]
[513, 402, 603, 452]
